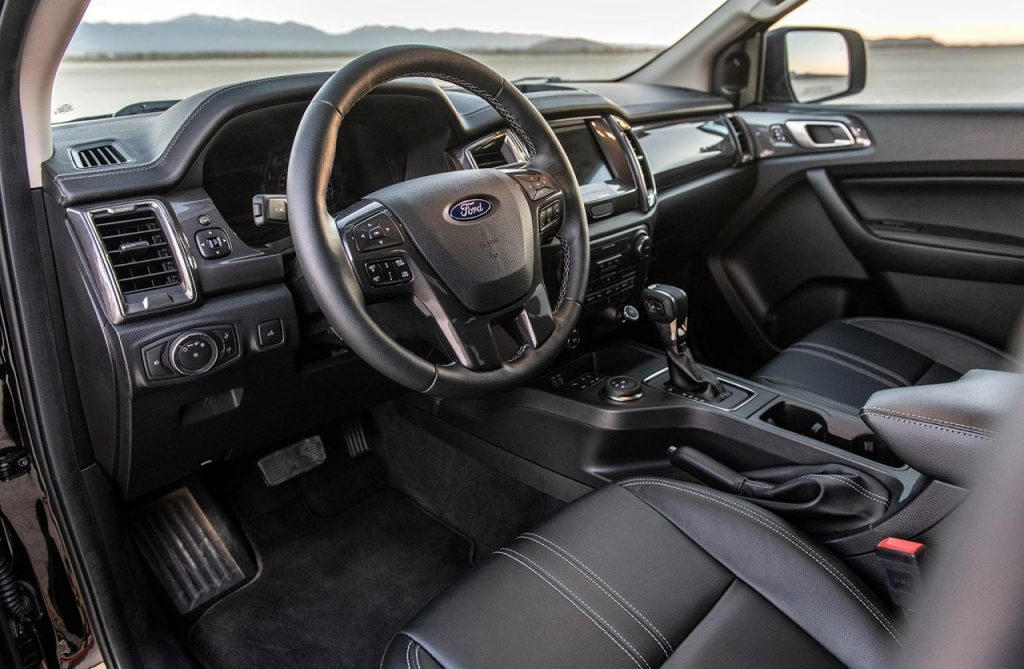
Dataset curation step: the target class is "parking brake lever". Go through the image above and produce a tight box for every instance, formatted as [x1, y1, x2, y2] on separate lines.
[668, 446, 744, 491]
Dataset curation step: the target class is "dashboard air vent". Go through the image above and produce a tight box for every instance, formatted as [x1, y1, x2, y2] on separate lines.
[72, 143, 131, 169]
[468, 136, 508, 168]
[724, 114, 755, 164]
[91, 205, 182, 296]
[619, 123, 657, 210]
[464, 131, 529, 169]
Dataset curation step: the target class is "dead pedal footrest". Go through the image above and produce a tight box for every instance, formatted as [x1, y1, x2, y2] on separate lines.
[131, 488, 245, 614]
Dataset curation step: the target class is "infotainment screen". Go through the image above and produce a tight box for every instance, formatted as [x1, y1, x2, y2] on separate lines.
[554, 125, 614, 186]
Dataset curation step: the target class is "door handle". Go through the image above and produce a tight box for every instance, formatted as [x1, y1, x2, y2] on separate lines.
[785, 120, 856, 149]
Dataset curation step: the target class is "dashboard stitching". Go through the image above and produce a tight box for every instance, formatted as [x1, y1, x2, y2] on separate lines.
[54, 71, 538, 194]
[53, 71, 336, 190]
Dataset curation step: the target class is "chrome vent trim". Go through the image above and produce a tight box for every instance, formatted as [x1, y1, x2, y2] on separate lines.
[612, 116, 656, 211]
[70, 142, 132, 169]
[458, 130, 529, 170]
[724, 113, 755, 164]
[70, 200, 197, 323]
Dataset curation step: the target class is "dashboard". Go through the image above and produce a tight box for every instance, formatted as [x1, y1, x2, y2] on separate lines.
[45, 74, 820, 499]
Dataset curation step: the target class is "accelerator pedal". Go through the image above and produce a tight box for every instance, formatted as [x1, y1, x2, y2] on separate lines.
[257, 435, 326, 486]
[131, 488, 245, 614]
[340, 415, 370, 458]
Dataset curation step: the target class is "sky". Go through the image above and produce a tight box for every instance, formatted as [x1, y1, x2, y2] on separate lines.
[79, 0, 1024, 47]
[779, 0, 1024, 45]
[77, 0, 726, 46]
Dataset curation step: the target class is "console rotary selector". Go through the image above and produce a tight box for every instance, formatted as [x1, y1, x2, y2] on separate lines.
[169, 331, 219, 376]
[634, 232, 652, 259]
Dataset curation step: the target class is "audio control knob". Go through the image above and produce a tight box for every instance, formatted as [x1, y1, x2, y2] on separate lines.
[634, 233, 652, 259]
[169, 331, 218, 376]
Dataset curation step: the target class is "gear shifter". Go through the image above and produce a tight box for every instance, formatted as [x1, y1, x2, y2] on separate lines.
[641, 284, 726, 401]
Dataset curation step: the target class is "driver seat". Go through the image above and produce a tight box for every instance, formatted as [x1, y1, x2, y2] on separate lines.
[381, 478, 899, 668]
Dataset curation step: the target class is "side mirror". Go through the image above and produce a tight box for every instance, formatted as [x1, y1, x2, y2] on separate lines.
[764, 27, 867, 103]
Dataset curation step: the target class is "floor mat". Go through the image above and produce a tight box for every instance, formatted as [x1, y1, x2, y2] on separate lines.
[187, 489, 472, 669]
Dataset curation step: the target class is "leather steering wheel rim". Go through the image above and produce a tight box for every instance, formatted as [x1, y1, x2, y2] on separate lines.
[288, 45, 589, 398]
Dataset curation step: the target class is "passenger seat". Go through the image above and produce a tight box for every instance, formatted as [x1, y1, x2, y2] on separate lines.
[753, 318, 1017, 413]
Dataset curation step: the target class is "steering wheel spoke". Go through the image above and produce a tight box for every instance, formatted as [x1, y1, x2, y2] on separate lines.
[513, 282, 556, 348]
[502, 167, 566, 238]
[334, 201, 418, 301]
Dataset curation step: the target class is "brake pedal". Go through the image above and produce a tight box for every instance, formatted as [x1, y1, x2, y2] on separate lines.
[131, 488, 245, 613]
[257, 435, 326, 486]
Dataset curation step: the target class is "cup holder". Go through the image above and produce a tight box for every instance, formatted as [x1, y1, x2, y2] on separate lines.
[760, 401, 903, 467]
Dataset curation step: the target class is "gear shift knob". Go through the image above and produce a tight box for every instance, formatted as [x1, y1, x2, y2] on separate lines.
[641, 284, 688, 324]
[641, 284, 726, 401]
[641, 284, 689, 351]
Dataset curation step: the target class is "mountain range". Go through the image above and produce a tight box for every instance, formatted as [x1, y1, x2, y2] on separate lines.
[66, 14, 644, 56]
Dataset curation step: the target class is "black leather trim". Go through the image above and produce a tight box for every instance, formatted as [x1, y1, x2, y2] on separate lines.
[755, 317, 1016, 412]
[861, 369, 1024, 485]
[382, 479, 898, 668]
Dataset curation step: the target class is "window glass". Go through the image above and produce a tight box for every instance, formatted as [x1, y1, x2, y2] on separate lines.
[53, 0, 726, 122]
[776, 0, 1024, 104]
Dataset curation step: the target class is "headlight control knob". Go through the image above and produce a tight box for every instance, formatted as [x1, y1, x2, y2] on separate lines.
[169, 331, 218, 376]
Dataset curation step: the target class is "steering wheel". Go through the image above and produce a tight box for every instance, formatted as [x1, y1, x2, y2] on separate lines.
[288, 46, 589, 398]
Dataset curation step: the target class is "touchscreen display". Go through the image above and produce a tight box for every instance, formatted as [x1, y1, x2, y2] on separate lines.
[555, 125, 614, 185]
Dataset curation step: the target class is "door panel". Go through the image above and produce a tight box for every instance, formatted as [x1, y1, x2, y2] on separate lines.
[707, 108, 1024, 361]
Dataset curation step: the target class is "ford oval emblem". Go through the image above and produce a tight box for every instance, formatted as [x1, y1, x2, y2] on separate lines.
[448, 198, 492, 222]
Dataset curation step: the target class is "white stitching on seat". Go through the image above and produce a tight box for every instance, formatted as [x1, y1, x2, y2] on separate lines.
[405, 639, 413, 669]
[796, 474, 889, 506]
[414, 644, 423, 669]
[499, 548, 652, 668]
[860, 411, 994, 441]
[785, 348, 899, 388]
[741, 479, 775, 489]
[517, 533, 672, 657]
[619, 479, 902, 644]
[791, 342, 912, 386]
[861, 406, 995, 436]
[495, 550, 645, 669]
[844, 318, 1015, 364]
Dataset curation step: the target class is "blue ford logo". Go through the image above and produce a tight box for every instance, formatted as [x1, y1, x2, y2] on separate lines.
[448, 198, 492, 222]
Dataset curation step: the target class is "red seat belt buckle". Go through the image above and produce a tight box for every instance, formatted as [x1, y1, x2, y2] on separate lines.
[876, 537, 926, 610]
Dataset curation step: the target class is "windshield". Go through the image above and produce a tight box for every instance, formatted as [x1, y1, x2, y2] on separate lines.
[52, 0, 726, 123]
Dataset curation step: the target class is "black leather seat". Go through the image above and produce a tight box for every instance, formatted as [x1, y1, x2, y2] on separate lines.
[753, 318, 1016, 413]
[381, 478, 900, 668]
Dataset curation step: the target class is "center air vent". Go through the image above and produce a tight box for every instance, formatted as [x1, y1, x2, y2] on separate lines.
[79, 201, 196, 322]
[724, 114, 755, 164]
[464, 131, 529, 169]
[71, 143, 131, 169]
[615, 118, 657, 211]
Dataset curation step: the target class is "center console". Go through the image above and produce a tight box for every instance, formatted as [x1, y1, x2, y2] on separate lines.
[532, 116, 658, 339]
[402, 285, 978, 594]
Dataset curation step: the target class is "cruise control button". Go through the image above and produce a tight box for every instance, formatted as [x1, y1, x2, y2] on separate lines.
[364, 257, 413, 287]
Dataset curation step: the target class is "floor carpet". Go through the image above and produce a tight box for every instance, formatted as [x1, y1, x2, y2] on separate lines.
[187, 489, 471, 669]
